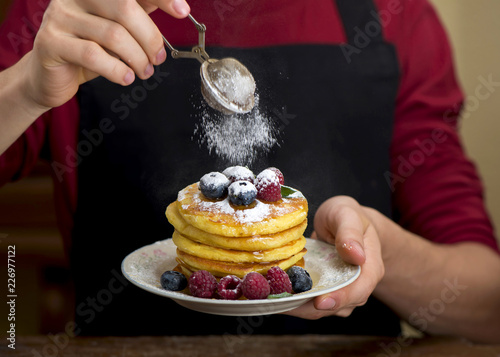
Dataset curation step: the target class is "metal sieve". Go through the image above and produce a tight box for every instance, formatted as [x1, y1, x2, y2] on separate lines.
[162, 15, 255, 115]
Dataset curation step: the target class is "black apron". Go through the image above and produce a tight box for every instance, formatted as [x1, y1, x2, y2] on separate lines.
[73, 0, 401, 336]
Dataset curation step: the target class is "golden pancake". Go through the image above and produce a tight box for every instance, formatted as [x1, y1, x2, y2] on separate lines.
[176, 258, 306, 279]
[166, 202, 307, 251]
[176, 248, 307, 278]
[176, 183, 308, 237]
[172, 231, 306, 263]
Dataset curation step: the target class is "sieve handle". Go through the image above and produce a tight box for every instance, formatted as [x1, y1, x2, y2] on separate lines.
[162, 14, 210, 64]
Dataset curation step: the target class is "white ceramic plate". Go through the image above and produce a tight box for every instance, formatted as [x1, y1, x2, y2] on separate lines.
[121, 238, 360, 316]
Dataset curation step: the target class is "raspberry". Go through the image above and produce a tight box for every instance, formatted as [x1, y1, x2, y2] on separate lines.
[255, 169, 282, 202]
[287, 266, 313, 293]
[228, 180, 257, 206]
[188, 270, 218, 298]
[266, 266, 292, 295]
[217, 275, 242, 300]
[222, 166, 255, 184]
[241, 272, 270, 300]
[266, 167, 284, 185]
[199, 172, 230, 199]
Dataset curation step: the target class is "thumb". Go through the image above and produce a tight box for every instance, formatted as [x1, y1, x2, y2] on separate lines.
[140, 0, 191, 17]
[314, 197, 367, 266]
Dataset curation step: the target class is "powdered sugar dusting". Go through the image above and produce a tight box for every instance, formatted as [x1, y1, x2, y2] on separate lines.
[200, 198, 271, 224]
[184, 189, 271, 224]
[255, 169, 279, 188]
[178, 184, 303, 224]
[257, 169, 276, 181]
[201, 172, 229, 187]
[228, 181, 256, 197]
[177, 188, 188, 202]
[222, 166, 254, 182]
[285, 190, 303, 199]
[207, 58, 255, 107]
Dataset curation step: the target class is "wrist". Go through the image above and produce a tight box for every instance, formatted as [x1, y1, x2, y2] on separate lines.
[0, 52, 50, 154]
[19, 52, 52, 116]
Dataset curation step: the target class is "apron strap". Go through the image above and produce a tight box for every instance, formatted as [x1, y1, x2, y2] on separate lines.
[336, 0, 385, 44]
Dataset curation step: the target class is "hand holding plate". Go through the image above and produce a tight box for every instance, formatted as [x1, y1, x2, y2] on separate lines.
[286, 196, 384, 319]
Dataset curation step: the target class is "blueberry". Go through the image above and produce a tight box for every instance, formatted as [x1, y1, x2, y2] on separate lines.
[228, 180, 257, 206]
[287, 266, 313, 293]
[199, 172, 230, 199]
[160, 271, 188, 291]
[222, 166, 255, 183]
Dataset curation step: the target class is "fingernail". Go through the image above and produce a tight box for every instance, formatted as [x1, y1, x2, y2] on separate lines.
[318, 297, 336, 310]
[173, 0, 190, 17]
[144, 63, 154, 77]
[156, 48, 166, 64]
[124, 70, 135, 85]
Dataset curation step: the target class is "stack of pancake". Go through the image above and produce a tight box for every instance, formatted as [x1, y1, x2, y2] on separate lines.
[165, 182, 308, 278]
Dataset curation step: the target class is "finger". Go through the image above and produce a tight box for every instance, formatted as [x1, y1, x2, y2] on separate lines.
[285, 291, 356, 319]
[314, 288, 357, 317]
[316, 225, 382, 311]
[314, 277, 364, 313]
[77, 0, 169, 66]
[136, 0, 160, 14]
[153, 0, 191, 18]
[287, 225, 384, 320]
[55, 36, 136, 86]
[314, 197, 367, 265]
[334, 207, 367, 265]
[285, 299, 327, 320]
[71, 12, 156, 79]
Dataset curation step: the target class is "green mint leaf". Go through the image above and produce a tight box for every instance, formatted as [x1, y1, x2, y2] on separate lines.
[281, 186, 297, 198]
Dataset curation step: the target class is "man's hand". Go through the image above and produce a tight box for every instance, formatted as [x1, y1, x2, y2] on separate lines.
[285, 196, 384, 319]
[27, 0, 190, 109]
[0, 0, 190, 154]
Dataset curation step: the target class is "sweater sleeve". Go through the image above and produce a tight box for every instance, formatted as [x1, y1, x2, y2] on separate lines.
[0, 0, 51, 186]
[387, 0, 498, 251]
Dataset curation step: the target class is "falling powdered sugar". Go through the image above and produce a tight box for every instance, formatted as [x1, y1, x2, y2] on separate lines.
[193, 94, 279, 166]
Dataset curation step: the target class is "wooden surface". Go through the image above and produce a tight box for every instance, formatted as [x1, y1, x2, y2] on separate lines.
[4, 335, 500, 356]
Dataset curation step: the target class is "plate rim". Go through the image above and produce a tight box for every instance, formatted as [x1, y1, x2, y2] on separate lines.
[121, 238, 360, 308]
